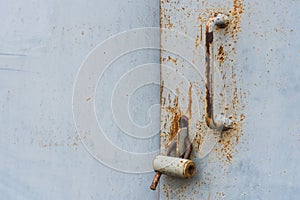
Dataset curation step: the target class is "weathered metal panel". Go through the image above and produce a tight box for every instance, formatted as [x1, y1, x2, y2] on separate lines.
[160, 0, 299, 199]
[0, 0, 160, 199]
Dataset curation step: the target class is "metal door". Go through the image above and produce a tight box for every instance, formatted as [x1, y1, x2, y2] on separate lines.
[159, 0, 299, 199]
[1, 0, 299, 199]
[0, 0, 160, 199]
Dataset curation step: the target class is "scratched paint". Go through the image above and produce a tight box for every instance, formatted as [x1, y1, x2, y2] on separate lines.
[160, 0, 300, 199]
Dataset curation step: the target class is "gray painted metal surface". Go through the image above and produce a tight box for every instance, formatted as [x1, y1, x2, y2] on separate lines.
[1, 0, 299, 199]
[160, 0, 299, 199]
[0, 0, 160, 199]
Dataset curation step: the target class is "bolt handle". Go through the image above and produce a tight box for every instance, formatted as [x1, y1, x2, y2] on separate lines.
[150, 172, 161, 190]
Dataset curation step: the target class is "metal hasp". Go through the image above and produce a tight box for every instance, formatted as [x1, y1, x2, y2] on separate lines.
[150, 116, 195, 190]
[205, 13, 233, 130]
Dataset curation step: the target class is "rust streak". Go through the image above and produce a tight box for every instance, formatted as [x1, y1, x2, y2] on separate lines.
[167, 95, 182, 141]
[231, 0, 244, 39]
[167, 55, 178, 65]
[200, 25, 203, 42]
[160, 80, 164, 106]
[217, 45, 225, 66]
[187, 83, 193, 118]
[205, 24, 214, 127]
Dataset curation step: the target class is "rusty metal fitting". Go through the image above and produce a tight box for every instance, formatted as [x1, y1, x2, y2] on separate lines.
[214, 13, 230, 28]
[205, 13, 233, 131]
[150, 115, 194, 190]
[150, 172, 162, 190]
[153, 155, 196, 179]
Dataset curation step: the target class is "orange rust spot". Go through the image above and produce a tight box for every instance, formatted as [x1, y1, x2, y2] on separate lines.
[194, 121, 207, 150]
[166, 95, 182, 141]
[215, 121, 242, 164]
[231, 0, 244, 39]
[160, 57, 167, 62]
[217, 45, 226, 66]
[163, 14, 173, 29]
[162, 184, 170, 199]
[232, 70, 237, 79]
[167, 55, 178, 65]
[195, 35, 201, 48]
[240, 113, 246, 121]
[232, 87, 239, 110]
[161, 97, 166, 107]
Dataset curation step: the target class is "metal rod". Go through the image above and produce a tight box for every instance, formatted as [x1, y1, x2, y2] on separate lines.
[183, 136, 192, 159]
[150, 172, 161, 190]
[205, 13, 233, 130]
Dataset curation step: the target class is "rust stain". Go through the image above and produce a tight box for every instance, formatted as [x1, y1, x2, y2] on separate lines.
[217, 45, 226, 66]
[162, 184, 170, 199]
[200, 25, 203, 43]
[161, 56, 167, 62]
[160, 80, 164, 103]
[195, 35, 201, 48]
[160, 80, 167, 112]
[167, 55, 178, 65]
[187, 83, 192, 118]
[232, 87, 238, 110]
[217, 132, 235, 163]
[160, 0, 246, 197]
[214, 0, 244, 165]
[166, 94, 182, 141]
[212, 0, 245, 165]
[215, 87, 245, 165]
[163, 14, 173, 29]
[205, 25, 214, 127]
[194, 121, 206, 150]
[231, 0, 244, 39]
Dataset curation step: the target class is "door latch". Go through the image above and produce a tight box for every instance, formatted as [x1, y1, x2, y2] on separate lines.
[150, 13, 234, 191]
[150, 116, 196, 190]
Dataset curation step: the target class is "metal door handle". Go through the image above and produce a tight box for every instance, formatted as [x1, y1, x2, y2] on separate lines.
[205, 13, 233, 130]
